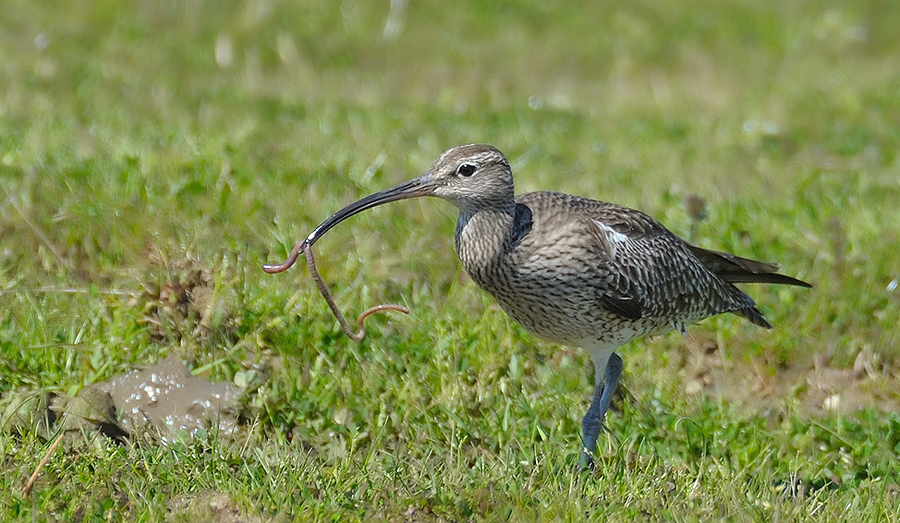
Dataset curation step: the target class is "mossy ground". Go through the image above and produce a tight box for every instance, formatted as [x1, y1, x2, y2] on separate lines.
[2, 1, 899, 521]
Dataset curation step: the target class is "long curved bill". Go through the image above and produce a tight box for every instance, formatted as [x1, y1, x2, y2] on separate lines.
[262, 173, 434, 273]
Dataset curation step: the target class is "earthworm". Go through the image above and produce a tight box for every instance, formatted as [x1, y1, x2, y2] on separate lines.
[263, 240, 409, 341]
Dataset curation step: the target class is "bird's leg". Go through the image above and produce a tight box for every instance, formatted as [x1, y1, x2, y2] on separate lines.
[580, 352, 623, 469]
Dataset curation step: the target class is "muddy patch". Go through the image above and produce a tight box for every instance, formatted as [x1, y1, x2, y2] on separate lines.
[2, 358, 247, 444]
[103, 357, 243, 441]
[680, 336, 900, 417]
[166, 490, 265, 523]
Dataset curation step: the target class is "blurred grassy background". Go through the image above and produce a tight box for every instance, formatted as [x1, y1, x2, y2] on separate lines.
[2, 0, 899, 520]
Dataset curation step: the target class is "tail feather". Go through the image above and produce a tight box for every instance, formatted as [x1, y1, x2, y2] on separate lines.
[734, 306, 774, 329]
[689, 246, 812, 288]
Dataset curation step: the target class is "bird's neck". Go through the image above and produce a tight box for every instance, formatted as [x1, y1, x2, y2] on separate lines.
[454, 204, 516, 286]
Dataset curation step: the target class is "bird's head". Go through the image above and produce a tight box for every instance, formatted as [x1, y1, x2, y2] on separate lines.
[425, 143, 514, 212]
[299, 144, 515, 248]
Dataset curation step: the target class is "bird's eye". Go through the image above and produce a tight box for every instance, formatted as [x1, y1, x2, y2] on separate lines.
[456, 163, 477, 177]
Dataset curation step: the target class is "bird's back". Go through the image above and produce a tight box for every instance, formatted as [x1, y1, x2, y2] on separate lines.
[458, 190, 803, 348]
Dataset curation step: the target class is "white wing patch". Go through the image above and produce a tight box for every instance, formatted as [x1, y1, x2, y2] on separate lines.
[592, 220, 630, 256]
[593, 220, 629, 243]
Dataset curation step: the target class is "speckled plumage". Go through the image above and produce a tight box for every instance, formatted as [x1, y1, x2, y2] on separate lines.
[459, 190, 766, 346]
[297, 143, 811, 468]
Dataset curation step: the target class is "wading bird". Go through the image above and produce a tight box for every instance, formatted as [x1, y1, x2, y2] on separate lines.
[264, 144, 810, 468]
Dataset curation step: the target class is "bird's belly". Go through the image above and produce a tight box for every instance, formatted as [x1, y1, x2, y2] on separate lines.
[488, 286, 670, 348]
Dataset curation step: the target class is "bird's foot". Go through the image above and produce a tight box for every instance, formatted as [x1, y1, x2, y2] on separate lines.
[579, 451, 595, 471]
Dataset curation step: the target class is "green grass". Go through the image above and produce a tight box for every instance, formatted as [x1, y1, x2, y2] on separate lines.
[2, 0, 900, 520]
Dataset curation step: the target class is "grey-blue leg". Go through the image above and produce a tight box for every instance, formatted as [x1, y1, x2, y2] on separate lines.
[580, 352, 623, 469]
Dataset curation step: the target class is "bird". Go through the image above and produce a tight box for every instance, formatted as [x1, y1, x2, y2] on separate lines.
[274, 143, 811, 468]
